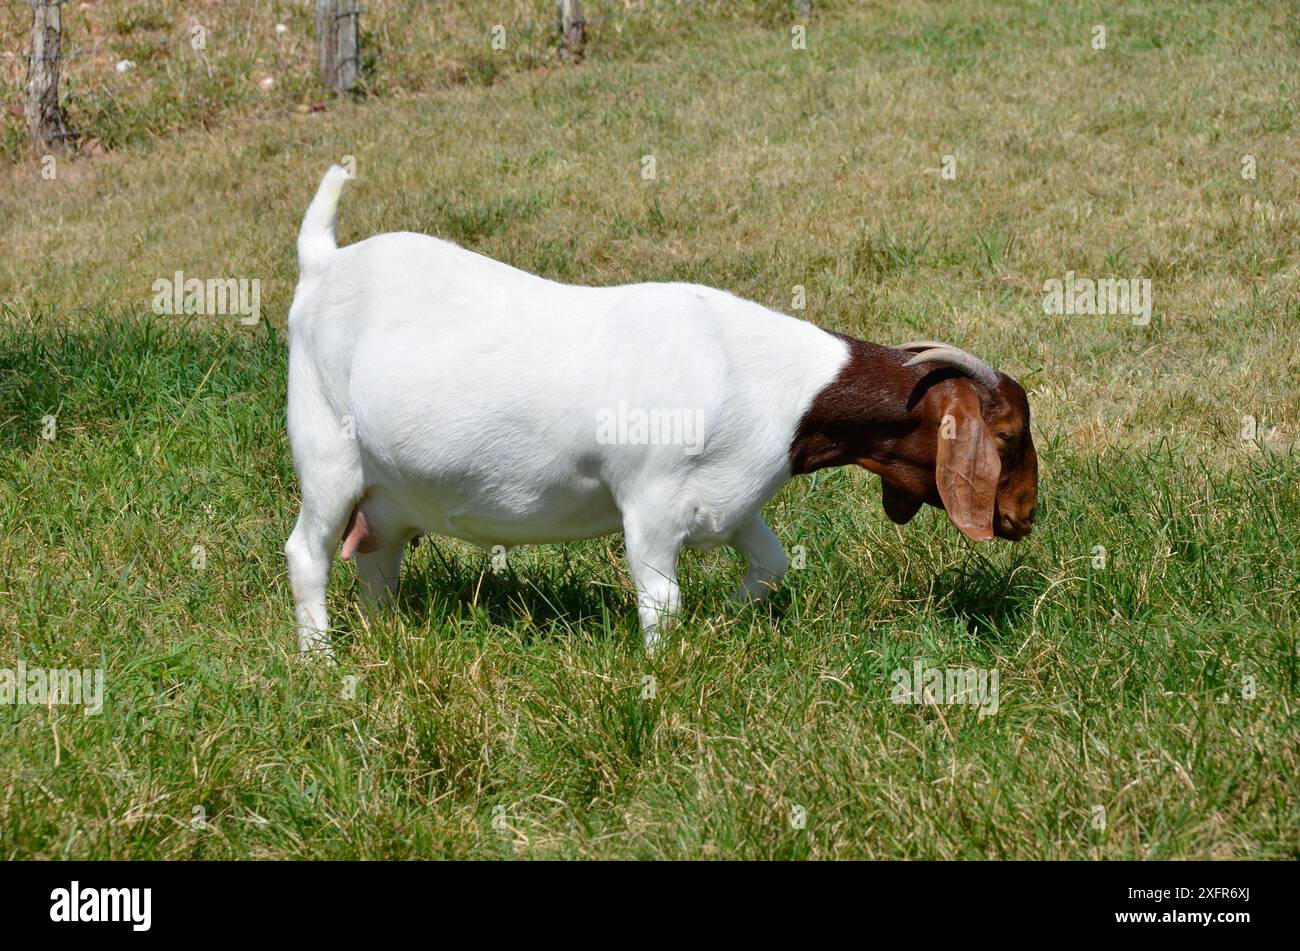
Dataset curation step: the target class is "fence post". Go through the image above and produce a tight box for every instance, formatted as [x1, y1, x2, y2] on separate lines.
[558, 0, 585, 63]
[25, 0, 69, 154]
[316, 0, 360, 93]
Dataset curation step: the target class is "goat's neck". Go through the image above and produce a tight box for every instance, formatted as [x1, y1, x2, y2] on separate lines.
[788, 334, 921, 476]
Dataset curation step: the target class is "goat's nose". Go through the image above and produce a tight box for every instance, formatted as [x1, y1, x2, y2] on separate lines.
[998, 513, 1032, 540]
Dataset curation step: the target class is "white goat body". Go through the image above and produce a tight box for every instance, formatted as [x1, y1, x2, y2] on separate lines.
[285, 167, 849, 652]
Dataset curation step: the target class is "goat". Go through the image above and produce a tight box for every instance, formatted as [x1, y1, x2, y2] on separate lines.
[285, 166, 1038, 655]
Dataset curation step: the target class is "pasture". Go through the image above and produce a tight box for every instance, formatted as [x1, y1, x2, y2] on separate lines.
[0, 0, 1296, 858]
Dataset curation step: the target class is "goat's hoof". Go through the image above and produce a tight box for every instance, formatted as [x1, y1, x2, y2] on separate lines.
[297, 634, 337, 663]
[730, 579, 777, 605]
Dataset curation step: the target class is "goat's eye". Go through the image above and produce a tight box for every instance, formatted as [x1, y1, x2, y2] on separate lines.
[996, 432, 1014, 442]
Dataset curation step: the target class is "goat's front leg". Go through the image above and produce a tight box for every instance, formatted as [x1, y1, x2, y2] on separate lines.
[729, 513, 788, 604]
[622, 515, 682, 653]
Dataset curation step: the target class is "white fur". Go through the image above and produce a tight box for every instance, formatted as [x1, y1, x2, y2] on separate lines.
[286, 166, 849, 653]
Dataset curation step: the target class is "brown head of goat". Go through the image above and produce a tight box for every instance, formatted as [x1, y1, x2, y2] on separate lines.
[790, 338, 1038, 541]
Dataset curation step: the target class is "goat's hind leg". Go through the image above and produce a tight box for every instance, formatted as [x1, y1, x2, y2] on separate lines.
[286, 493, 354, 657]
[354, 544, 405, 610]
[346, 496, 410, 612]
[285, 427, 362, 656]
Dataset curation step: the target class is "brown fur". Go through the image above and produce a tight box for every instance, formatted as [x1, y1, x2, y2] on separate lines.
[789, 335, 1038, 542]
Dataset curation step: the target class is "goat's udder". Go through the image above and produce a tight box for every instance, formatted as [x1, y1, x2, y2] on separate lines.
[340, 505, 377, 560]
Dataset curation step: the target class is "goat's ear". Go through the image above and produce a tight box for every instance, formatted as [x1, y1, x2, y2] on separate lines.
[934, 387, 1001, 541]
[881, 479, 922, 524]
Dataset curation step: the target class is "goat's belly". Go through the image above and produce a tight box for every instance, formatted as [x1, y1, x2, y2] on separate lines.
[438, 508, 624, 547]
[371, 464, 624, 547]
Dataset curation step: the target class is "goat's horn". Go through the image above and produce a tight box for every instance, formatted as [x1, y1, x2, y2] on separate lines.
[902, 346, 999, 388]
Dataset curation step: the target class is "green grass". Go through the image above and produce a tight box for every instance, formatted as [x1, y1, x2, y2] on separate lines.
[1, 311, 1294, 859]
[0, 0, 1297, 858]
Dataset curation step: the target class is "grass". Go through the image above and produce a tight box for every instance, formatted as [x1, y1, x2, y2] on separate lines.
[0, 0, 1297, 859]
[0, 0, 796, 161]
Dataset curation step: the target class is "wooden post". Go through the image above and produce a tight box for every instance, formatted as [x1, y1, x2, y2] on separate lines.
[315, 0, 360, 93]
[558, 0, 585, 63]
[25, 0, 69, 154]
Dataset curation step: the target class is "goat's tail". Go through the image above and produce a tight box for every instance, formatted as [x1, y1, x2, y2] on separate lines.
[297, 165, 350, 271]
